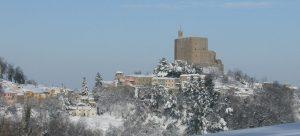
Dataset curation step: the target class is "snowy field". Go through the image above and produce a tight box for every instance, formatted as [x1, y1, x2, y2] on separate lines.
[70, 113, 123, 132]
[206, 122, 300, 136]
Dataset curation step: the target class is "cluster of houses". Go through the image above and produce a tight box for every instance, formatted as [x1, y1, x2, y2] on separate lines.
[0, 80, 97, 117]
[0, 80, 65, 105]
[114, 71, 204, 90]
[0, 70, 214, 118]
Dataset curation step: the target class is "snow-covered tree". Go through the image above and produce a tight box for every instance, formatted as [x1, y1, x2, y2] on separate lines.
[182, 76, 204, 135]
[0, 58, 30, 82]
[93, 72, 103, 95]
[7, 64, 15, 82]
[181, 75, 226, 135]
[105, 125, 122, 136]
[14, 66, 26, 84]
[168, 60, 196, 78]
[154, 58, 196, 78]
[0, 83, 3, 94]
[162, 124, 180, 136]
[0, 65, 2, 79]
[154, 58, 171, 77]
[81, 77, 89, 96]
[205, 75, 219, 108]
[0, 58, 7, 79]
[94, 72, 103, 89]
[145, 85, 169, 112]
[163, 94, 180, 119]
[0, 83, 3, 107]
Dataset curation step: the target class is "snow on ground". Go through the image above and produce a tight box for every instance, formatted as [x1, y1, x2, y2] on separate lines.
[69, 113, 123, 132]
[206, 122, 300, 136]
[214, 77, 257, 97]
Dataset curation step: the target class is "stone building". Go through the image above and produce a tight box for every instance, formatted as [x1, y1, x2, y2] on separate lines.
[67, 103, 97, 117]
[174, 30, 224, 72]
[152, 77, 180, 89]
[114, 71, 153, 87]
[125, 75, 153, 87]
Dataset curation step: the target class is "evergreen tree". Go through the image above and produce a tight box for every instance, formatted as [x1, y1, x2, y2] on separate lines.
[205, 74, 219, 108]
[182, 75, 225, 135]
[93, 72, 103, 99]
[149, 85, 168, 112]
[14, 66, 26, 84]
[164, 94, 180, 119]
[154, 58, 171, 77]
[163, 124, 180, 136]
[0, 83, 3, 94]
[141, 85, 168, 113]
[154, 58, 196, 78]
[7, 64, 15, 82]
[0, 58, 7, 79]
[94, 73, 103, 90]
[193, 65, 203, 74]
[81, 77, 89, 96]
[184, 76, 205, 135]
[0, 64, 2, 79]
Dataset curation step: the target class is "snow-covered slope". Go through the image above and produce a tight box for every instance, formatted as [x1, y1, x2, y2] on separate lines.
[70, 113, 123, 131]
[214, 77, 261, 97]
[206, 122, 300, 136]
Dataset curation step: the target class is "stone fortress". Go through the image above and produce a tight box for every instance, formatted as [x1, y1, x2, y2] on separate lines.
[174, 29, 224, 72]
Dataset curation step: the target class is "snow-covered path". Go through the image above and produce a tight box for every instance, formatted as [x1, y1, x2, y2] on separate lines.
[206, 122, 300, 136]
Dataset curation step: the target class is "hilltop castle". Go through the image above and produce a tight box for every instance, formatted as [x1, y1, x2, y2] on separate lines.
[174, 30, 224, 72]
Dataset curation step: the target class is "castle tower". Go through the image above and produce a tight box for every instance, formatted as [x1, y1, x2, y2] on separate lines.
[174, 31, 224, 72]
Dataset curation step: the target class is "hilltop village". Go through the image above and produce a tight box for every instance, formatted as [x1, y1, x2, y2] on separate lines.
[1, 31, 299, 135]
[1, 30, 224, 116]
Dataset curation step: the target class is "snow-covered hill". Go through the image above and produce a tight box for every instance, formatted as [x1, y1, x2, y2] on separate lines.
[206, 122, 300, 136]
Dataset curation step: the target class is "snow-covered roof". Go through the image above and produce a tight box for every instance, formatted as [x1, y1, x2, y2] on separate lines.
[102, 80, 114, 84]
[68, 105, 94, 110]
[180, 74, 201, 76]
[116, 71, 123, 74]
[180, 74, 205, 79]
[21, 84, 52, 93]
[126, 74, 154, 77]
[152, 77, 180, 80]
[286, 85, 299, 90]
[1, 80, 24, 94]
[1, 80, 72, 95]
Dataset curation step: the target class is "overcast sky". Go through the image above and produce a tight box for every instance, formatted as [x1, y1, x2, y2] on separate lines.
[0, 0, 299, 89]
